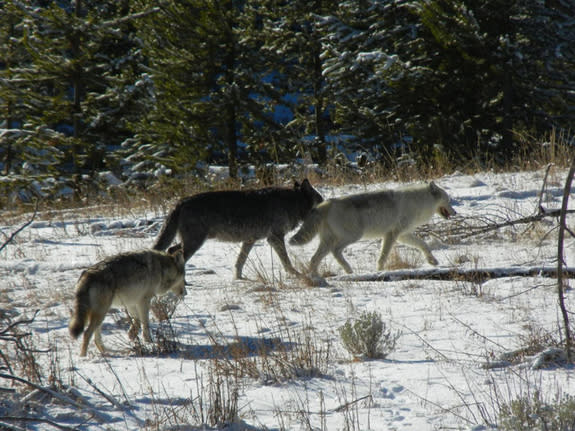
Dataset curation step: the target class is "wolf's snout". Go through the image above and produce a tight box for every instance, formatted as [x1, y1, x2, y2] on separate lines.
[175, 280, 187, 297]
[440, 206, 455, 219]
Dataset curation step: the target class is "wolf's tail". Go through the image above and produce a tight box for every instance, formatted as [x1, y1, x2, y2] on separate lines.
[290, 206, 323, 245]
[153, 203, 182, 251]
[69, 278, 90, 339]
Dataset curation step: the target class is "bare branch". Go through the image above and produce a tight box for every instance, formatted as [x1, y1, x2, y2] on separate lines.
[0, 374, 110, 423]
[0, 200, 39, 253]
[537, 163, 554, 210]
[557, 158, 575, 361]
[430, 207, 574, 242]
[0, 416, 77, 431]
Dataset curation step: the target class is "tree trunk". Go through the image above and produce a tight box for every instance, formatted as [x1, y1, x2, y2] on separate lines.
[71, 0, 83, 175]
[501, 10, 514, 159]
[223, 8, 238, 179]
[225, 102, 238, 179]
[501, 61, 513, 159]
[311, 34, 327, 164]
[312, 45, 327, 164]
[557, 158, 575, 360]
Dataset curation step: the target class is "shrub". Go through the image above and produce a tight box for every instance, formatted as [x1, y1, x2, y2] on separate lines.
[339, 311, 399, 360]
[499, 391, 575, 431]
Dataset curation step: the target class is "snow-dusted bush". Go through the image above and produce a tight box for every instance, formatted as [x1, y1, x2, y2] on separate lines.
[339, 311, 399, 360]
[499, 391, 575, 431]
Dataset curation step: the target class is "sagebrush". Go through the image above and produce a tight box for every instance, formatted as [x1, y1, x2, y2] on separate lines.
[339, 311, 399, 360]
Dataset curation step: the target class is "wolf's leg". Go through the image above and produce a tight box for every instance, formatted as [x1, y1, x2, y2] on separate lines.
[80, 330, 93, 357]
[125, 305, 142, 340]
[377, 232, 399, 271]
[82, 311, 106, 356]
[183, 239, 206, 261]
[234, 241, 255, 279]
[94, 326, 105, 353]
[137, 299, 153, 342]
[332, 242, 353, 274]
[180, 227, 208, 262]
[398, 233, 438, 265]
[267, 234, 299, 276]
[127, 319, 141, 340]
[309, 239, 333, 277]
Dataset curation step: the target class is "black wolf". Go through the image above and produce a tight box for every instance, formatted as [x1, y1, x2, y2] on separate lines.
[153, 179, 323, 279]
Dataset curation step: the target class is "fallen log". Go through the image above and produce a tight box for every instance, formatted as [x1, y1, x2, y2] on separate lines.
[333, 266, 575, 283]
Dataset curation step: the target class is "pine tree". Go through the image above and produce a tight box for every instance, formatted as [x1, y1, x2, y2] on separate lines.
[413, 0, 575, 162]
[0, 1, 65, 198]
[1, 0, 150, 184]
[318, 0, 418, 163]
[256, 0, 340, 164]
[132, 0, 289, 179]
[319, 0, 575, 166]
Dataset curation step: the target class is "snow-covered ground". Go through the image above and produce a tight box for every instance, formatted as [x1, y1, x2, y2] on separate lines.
[1, 167, 574, 430]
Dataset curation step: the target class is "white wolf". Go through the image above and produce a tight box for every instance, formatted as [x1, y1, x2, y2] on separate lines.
[290, 182, 456, 276]
[69, 249, 186, 356]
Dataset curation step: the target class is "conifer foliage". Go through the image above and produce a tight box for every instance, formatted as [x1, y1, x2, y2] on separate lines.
[1, 0, 573, 199]
[1, 0, 149, 197]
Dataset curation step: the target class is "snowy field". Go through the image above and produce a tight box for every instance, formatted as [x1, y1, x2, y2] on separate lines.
[2, 167, 575, 430]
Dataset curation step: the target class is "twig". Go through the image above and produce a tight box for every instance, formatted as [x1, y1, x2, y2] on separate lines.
[334, 394, 372, 412]
[428, 165, 573, 243]
[401, 386, 475, 425]
[392, 322, 451, 362]
[499, 282, 550, 300]
[536, 163, 553, 211]
[76, 368, 146, 427]
[0, 416, 77, 431]
[433, 208, 574, 241]
[0, 373, 109, 423]
[449, 314, 507, 350]
[0, 200, 39, 253]
[0, 420, 26, 431]
[0, 311, 39, 339]
[75, 370, 125, 409]
[98, 354, 135, 409]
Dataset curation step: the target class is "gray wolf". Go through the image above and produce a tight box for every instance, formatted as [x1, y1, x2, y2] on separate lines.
[69, 249, 186, 356]
[153, 179, 323, 279]
[290, 182, 456, 276]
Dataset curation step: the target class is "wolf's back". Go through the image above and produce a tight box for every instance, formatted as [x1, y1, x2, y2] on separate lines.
[290, 204, 325, 245]
[69, 275, 91, 339]
[153, 202, 182, 251]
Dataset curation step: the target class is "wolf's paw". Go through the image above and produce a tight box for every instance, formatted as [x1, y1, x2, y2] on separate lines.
[288, 269, 304, 279]
[301, 275, 329, 287]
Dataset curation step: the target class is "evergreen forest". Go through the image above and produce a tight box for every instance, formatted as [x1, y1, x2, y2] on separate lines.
[1, 0, 574, 199]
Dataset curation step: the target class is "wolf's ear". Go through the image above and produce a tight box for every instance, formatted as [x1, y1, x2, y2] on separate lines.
[293, 179, 301, 189]
[176, 251, 185, 267]
[170, 248, 185, 266]
[429, 181, 439, 194]
[168, 244, 182, 254]
[300, 178, 311, 190]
